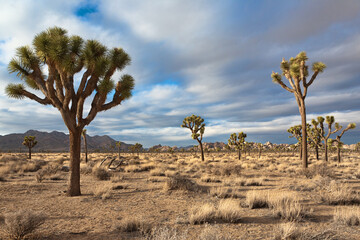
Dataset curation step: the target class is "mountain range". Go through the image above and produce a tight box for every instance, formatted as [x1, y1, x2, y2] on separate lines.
[0, 130, 131, 152]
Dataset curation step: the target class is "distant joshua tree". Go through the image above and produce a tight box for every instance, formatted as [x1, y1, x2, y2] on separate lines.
[181, 115, 205, 161]
[257, 143, 263, 159]
[116, 141, 122, 159]
[228, 132, 247, 160]
[130, 143, 142, 156]
[329, 123, 356, 162]
[81, 129, 88, 163]
[5, 27, 134, 196]
[272, 52, 326, 168]
[317, 116, 341, 162]
[23, 136, 37, 159]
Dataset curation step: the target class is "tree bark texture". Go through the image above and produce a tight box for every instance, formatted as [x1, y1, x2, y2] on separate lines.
[67, 130, 82, 196]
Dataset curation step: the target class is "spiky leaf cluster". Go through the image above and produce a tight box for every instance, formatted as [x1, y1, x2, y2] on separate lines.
[181, 114, 205, 141]
[228, 132, 247, 150]
[271, 51, 326, 99]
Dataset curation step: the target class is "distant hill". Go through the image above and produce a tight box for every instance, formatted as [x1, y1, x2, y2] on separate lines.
[0, 130, 132, 152]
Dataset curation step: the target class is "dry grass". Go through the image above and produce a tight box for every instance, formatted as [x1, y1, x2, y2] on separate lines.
[189, 199, 242, 224]
[246, 190, 269, 209]
[1, 209, 45, 240]
[274, 222, 301, 240]
[334, 206, 360, 226]
[319, 180, 360, 205]
[92, 183, 113, 200]
[144, 226, 188, 240]
[268, 192, 307, 221]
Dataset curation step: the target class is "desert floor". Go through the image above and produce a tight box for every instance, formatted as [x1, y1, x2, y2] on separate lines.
[1, 151, 360, 239]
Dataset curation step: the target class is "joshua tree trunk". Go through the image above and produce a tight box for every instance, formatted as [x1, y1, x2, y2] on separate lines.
[299, 143, 302, 161]
[324, 142, 328, 162]
[238, 148, 241, 160]
[198, 140, 205, 161]
[299, 100, 308, 168]
[28, 147, 32, 160]
[258, 148, 261, 159]
[68, 130, 82, 196]
[315, 145, 319, 160]
[337, 145, 341, 163]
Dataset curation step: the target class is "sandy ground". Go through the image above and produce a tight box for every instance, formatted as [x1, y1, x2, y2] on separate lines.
[1, 151, 360, 239]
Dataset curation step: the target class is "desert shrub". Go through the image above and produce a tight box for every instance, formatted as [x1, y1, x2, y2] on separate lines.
[246, 190, 269, 209]
[164, 176, 207, 193]
[35, 170, 45, 183]
[319, 180, 360, 205]
[236, 177, 264, 186]
[144, 226, 187, 240]
[124, 165, 142, 172]
[1, 210, 45, 240]
[164, 170, 178, 177]
[93, 167, 111, 180]
[117, 217, 151, 233]
[334, 206, 360, 226]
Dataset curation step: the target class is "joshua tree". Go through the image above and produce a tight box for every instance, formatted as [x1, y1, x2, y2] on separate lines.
[181, 115, 206, 161]
[116, 141, 122, 159]
[130, 143, 142, 156]
[272, 52, 326, 168]
[228, 132, 247, 160]
[6, 27, 134, 196]
[287, 125, 303, 160]
[308, 119, 323, 160]
[317, 116, 341, 162]
[329, 123, 356, 162]
[81, 129, 88, 163]
[23, 135, 37, 159]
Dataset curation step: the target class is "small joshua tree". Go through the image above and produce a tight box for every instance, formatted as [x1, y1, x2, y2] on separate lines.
[272, 52, 326, 168]
[23, 136, 37, 159]
[181, 115, 206, 161]
[81, 129, 88, 163]
[308, 119, 323, 160]
[116, 141, 122, 159]
[228, 132, 247, 160]
[329, 123, 356, 162]
[287, 125, 303, 160]
[317, 116, 341, 162]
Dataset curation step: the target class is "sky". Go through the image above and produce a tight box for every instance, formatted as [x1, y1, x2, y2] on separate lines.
[0, 0, 359, 147]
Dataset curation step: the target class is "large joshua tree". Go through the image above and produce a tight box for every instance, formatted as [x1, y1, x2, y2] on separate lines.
[272, 52, 326, 168]
[228, 132, 247, 160]
[329, 123, 356, 163]
[23, 135, 37, 159]
[317, 116, 341, 162]
[6, 27, 134, 196]
[181, 115, 205, 161]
